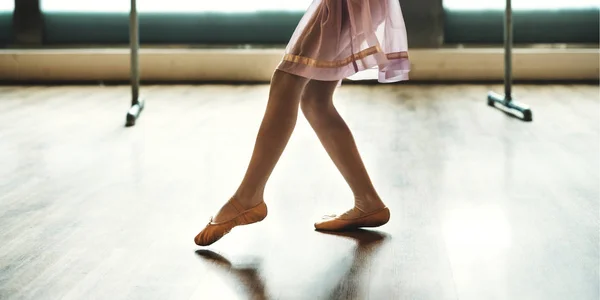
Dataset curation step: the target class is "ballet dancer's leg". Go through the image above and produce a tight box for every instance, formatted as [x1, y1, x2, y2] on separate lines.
[229, 70, 309, 208]
[194, 70, 309, 246]
[300, 80, 390, 231]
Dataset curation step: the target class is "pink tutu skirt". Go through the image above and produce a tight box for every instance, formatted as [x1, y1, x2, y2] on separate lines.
[277, 0, 410, 83]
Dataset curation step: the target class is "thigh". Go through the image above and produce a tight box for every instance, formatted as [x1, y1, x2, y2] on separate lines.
[302, 79, 339, 104]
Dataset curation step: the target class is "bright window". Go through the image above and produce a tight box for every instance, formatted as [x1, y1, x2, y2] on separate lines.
[41, 0, 312, 13]
[0, 0, 14, 12]
[444, 0, 599, 10]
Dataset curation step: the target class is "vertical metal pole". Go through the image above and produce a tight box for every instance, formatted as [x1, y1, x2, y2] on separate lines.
[130, 0, 139, 104]
[125, 0, 144, 127]
[486, 0, 532, 121]
[504, 0, 513, 101]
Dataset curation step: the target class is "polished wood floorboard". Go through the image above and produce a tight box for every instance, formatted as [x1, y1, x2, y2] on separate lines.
[0, 84, 598, 300]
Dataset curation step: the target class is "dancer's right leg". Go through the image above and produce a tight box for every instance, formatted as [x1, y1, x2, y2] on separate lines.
[194, 70, 309, 246]
[300, 80, 390, 231]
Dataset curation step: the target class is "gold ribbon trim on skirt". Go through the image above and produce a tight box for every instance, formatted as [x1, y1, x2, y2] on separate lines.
[282, 46, 408, 68]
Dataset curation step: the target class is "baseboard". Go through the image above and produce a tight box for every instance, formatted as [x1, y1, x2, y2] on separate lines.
[0, 47, 598, 83]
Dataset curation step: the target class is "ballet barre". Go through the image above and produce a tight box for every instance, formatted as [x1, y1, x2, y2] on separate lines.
[486, 0, 532, 122]
[125, 0, 144, 127]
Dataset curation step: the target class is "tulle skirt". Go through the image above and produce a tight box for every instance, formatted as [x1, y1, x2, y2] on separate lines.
[276, 0, 410, 83]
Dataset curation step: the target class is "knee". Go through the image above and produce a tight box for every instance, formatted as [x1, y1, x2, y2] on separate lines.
[300, 93, 332, 122]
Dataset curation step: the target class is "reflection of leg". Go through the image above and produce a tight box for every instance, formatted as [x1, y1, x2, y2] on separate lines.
[318, 229, 388, 247]
[300, 80, 390, 231]
[195, 250, 267, 299]
[194, 70, 308, 246]
[317, 230, 389, 299]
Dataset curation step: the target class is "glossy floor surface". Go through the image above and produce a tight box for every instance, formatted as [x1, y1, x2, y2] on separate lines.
[0, 84, 598, 300]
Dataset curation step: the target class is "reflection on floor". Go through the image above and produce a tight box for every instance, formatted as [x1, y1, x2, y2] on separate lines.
[0, 83, 598, 300]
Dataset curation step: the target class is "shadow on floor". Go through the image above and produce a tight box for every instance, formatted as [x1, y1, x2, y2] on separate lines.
[195, 229, 389, 300]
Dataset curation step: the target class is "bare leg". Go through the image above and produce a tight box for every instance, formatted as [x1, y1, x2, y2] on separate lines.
[211, 70, 309, 223]
[300, 80, 387, 216]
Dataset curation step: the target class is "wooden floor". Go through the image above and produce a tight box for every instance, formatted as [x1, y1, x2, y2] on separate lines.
[0, 83, 598, 300]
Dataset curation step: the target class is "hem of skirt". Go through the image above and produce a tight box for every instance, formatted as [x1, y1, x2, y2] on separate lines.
[276, 58, 410, 83]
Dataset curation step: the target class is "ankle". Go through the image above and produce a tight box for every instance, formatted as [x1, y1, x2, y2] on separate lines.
[233, 190, 264, 207]
[354, 193, 383, 203]
[354, 194, 386, 211]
